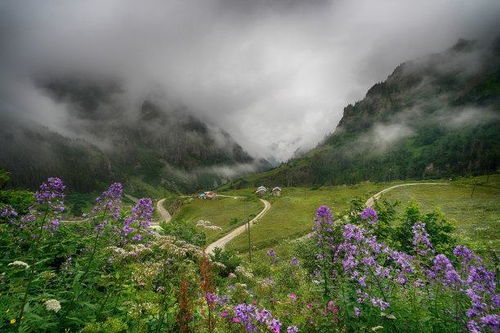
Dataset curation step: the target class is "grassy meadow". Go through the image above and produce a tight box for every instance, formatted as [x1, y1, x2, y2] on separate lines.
[215, 175, 499, 256]
[170, 196, 263, 242]
[223, 183, 387, 252]
[381, 174, 500, 250]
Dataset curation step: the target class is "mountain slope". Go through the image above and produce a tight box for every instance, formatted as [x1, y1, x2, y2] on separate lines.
[226, 39, 500, 189]
[0, 77, 268, 194]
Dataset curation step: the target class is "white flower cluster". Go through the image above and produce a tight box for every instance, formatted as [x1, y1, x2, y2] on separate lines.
[213, 261, 227, 269]
[8, 261, 30, 269]
[235, 265, 254, 279]
[107, 244, 153, 260]
[196, 220, 222, 231]
[44, 299, 61, 313]
[156, 236, 203, 258]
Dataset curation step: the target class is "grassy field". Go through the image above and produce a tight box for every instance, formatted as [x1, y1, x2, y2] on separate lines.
[222, 175, 499, 256]
[170, 196, 263, 243]
[224, 182, 390, 252]
[381, 174, 500, 250]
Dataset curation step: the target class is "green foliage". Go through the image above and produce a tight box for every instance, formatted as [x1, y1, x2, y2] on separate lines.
[210, 248, 242, 277]
[393, 201, 456, 254]
[161, 219, 206, 246]
[0, 189, 34, 215]
[372, 198, 400, 241]
[0, 170, 10, 189]
[80, 317, 129, 333]
[65, 192, 97, 217]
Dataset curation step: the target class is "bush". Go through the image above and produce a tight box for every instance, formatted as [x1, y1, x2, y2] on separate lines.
[210, 247, 242, 277]
[393, 201, 456, 255]
[161, 219, 206, 246]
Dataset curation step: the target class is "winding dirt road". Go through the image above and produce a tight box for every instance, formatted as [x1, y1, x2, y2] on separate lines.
[156, 198, 172, 224]
[364, 182, 449, 207]
[205, 198, 271, 255]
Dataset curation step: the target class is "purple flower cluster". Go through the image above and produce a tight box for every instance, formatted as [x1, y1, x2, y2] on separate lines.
[231, 303, 295, 332]
[312, 205, 335, 266]
[334, 223, 394, 311]
[35, 177, 65, 210]
[15, 177, 67, 232]
[205, 293, 229, 307]
[0, 205, 18, 218]
[92, 183, 123, 231]
[313, 205, 334, 235]
[1, 205, 19, 225]
[453, 246, 499, 332]
[267, 248, 278, 264]
[122, 198, 154, 242]
[36, 177, 66, 230]
[209, 293, 297, 332]
[93, 182, 123, 219]
[360, 206, 378, 224]
[429, 254, 461, 286]
[412, 222, 434, 256]
[312, 204, 499, 333]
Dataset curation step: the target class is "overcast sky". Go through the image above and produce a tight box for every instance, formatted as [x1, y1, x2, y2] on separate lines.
[1, 0, 499, 161]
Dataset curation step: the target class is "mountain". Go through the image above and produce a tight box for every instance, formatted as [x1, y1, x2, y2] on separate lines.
[225, 39, 500, 189]
[0, 77, 269, 194]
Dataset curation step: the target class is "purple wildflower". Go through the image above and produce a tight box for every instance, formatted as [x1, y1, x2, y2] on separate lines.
[35, 177, 65, 211]
[431, 254, 460, 286]
[93, 182, 123, 219]
[256, 309, 272, 323]
[205, 292, 218, 306]
[480, 314, 499, 328]
[122, 198, 153, 242]
[287, 325, 299, 333]
[34, 177, 66, 230]
[360, 206, 378, 224]
[467, 320, 481, 333]
[412, 222, 434, 256]
[312, 205, 334, 234]
[454, 246, 480, 263]
[370, 297, 390, 310]
[267, 249, 276, 257]
[0, 205, 18, 218]
[268, 318, 282, 333]
[342, 224, 365, 242]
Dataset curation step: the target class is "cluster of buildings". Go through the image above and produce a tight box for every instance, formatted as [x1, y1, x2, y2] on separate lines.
[196, 186, 282, 200]
[255, 186, 281, 197]
[197, 191, 217, 200]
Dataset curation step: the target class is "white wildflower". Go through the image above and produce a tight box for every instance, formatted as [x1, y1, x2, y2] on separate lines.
[213, 261, 227, 269]
[44, 299, 61, 313]
[8, 261, 30, 269]
[235, 266, 254, 279]
[196, 220, 222, 230]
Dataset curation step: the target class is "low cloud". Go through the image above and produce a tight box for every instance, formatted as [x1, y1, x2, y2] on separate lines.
[1, 0, 499, 161]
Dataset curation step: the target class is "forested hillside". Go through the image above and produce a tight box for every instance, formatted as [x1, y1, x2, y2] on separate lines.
[228, 39, 500, 188]
[0, 78, 268, 194]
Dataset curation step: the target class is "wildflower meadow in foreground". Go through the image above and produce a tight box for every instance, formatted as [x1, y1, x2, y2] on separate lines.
[1, 176, 498, 332]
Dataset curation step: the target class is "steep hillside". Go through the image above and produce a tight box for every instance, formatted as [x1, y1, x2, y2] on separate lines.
[0, 77, 268, 194]
[226, 39, 500, 189]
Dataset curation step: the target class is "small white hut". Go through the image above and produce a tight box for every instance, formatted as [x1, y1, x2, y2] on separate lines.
[256, 186, 267, 197]
[205, 191, 217, 200]
[271, 187, 282, 197]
